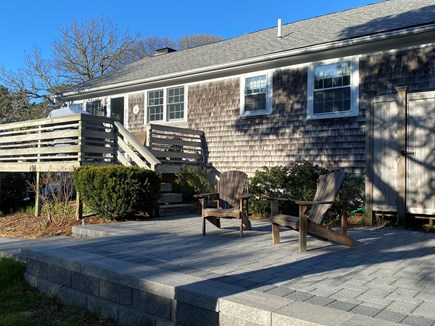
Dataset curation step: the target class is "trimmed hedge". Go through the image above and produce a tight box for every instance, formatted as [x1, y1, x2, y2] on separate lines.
[73, 165, 160, 219]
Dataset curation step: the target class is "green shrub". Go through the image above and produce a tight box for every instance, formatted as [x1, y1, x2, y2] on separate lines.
[340, 174, 365, 212]
[249, 161, 331, 215]
[249, 161, 366, 221]
[73, 165, 160, 219]
[174, 166, 211, 201]
[287, 161, 331, 200]
[248, 166, 292, 214]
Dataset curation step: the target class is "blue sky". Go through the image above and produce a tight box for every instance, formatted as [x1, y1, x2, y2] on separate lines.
[0, 0, 382, 71]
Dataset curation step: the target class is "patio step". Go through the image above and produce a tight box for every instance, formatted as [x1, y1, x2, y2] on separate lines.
[159, 192, 182, 204]
[160, 182, 172, 193]
[158, 182, 195, 216]
[159, 203, 197, 216]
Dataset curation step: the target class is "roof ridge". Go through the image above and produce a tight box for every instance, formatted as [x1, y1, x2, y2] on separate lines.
[242, 0, 385, 35]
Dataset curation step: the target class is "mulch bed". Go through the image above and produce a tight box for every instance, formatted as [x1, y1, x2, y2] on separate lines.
[0, 212, 114, 239]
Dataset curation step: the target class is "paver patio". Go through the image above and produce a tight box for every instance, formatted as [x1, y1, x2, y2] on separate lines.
[2, 214, 435, 325]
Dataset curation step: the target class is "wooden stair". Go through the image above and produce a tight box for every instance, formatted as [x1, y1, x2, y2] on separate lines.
[158, 183, 196, 216]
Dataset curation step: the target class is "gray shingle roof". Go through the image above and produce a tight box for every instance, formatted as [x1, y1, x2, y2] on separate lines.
[65, 0, 435, 94]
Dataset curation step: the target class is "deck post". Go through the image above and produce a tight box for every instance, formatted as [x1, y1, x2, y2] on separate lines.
[76, 191, 83, 220]
[34, 172, 40, 217]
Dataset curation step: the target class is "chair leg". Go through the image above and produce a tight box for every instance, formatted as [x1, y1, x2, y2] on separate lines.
[202, 216, 206, 236]
[299, 216, 308, 252]
[241, 213, 251, 230]
[272, 223, 280, 244]
[240, 219, 243, 238]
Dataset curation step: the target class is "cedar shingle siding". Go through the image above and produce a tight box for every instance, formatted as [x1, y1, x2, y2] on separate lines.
[127, 93, 145, 133]
[360, 45, 435, 96]
[188, 45, 435, 174]
[188, 69, 366, 174]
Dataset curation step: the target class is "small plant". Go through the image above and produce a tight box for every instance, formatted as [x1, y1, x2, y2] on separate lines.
[174, 166, 211, 201]
[73, 165, 161, 219]
[30, 172, 75, 226]
[248, 165, 292, 215]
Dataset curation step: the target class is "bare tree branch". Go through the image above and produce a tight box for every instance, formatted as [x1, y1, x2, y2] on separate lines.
[0, 15, 223, 121]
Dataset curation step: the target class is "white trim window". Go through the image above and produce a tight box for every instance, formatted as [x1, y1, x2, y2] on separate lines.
[240, 72, 272, 116]
[147, 90, 164, 122]
[167, 86, 184, 120]
[307, 58, 359, 119]
[85, 100, 105, 116]
[146, 86, 186, 122]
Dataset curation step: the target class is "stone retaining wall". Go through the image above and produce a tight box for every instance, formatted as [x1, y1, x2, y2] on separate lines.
[20, 247, 362, 326]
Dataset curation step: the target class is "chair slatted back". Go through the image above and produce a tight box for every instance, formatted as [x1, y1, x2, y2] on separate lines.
[309, 170, 346, 224]
[218, 170, 247, 209]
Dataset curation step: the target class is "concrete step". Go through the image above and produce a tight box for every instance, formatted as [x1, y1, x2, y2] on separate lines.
[159, 203, 197, 216]
[159, 192, 182, 204]
[160, 183, 172, 192]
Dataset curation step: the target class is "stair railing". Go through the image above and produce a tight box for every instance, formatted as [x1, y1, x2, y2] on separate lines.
[114, 121, 161, 171]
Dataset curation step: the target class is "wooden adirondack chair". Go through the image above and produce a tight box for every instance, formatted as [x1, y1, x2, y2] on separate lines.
[268, 170, 355, 252]
[194, 170, 252, 237]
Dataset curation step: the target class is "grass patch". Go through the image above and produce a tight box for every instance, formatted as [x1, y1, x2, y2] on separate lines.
[0, 257, 118, 326]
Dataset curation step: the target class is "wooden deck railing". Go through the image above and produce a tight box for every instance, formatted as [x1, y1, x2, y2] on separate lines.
[0, 115, 206, 173]
[148, 124, 206, 173]
[0, 115, 157, 172]
[0, 115, 113, 172]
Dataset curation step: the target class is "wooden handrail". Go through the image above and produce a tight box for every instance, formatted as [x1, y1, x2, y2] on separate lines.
[114, 121, 160, 170]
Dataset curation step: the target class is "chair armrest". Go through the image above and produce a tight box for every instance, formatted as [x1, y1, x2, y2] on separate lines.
[293, 199, 348, 206]
[240, 193, 252, 199]
[266, 196, 291, 202]
[194, 192, 219, 199]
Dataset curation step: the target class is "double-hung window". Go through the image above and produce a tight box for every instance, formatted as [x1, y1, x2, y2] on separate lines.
[240, 72, 272, 116]
[307, 59, 359, 119]
[146, 86, 185, 122]
[167, 87, 184, 120]
[147, 90, 164, 122]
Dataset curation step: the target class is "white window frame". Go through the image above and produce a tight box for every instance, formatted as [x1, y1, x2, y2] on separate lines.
[240, 71, 273, 117]
[84, 98, 106, 117]
[147, 89, 164, 122]
[307, 57, 359, 120]
[146, 85, 187, 123]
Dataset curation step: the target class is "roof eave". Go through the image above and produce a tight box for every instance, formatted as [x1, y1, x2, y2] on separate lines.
[59, 24, 435, 101]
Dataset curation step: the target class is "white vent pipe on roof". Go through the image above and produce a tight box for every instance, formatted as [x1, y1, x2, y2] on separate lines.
[277, 18, 282, 39]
